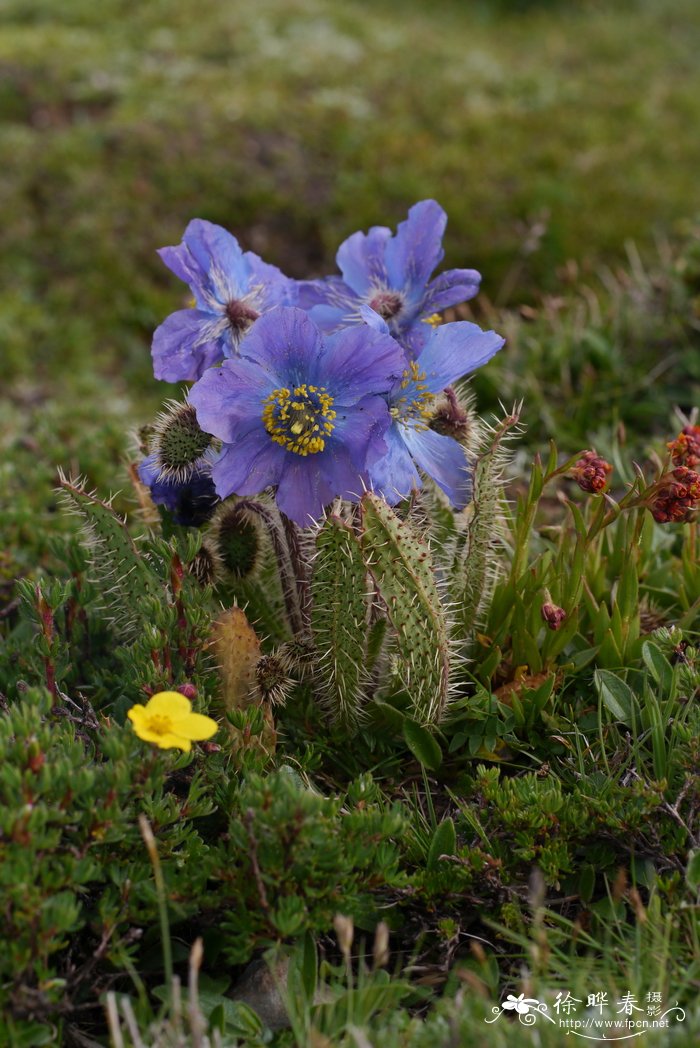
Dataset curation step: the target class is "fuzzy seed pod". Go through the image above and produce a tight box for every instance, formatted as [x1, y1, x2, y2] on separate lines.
[150, 400, 213, 483]
[188, 539, 223, 586]
[429, 386, 472, 444]
[207, 502, 265, 580]
[255, 651, 295, 707]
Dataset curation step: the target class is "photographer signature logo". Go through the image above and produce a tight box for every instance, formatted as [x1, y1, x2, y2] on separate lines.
[486, 991, 686, 1040]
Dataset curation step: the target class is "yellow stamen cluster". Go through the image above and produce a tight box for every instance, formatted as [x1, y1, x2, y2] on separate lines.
[262, 384, 336, 456]
[421, 313, 442, 328]
[390, 362, 434, 432]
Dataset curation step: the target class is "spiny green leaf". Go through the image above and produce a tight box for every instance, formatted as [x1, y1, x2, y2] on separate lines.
[57, 472, 158, 639]
[360, 494, 450, 725]
[311, 514, 369, 728]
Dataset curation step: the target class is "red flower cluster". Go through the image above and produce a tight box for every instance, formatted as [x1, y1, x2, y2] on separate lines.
[648, 466, 700, 523]
[571, 450, 613, 493]
[668, 425, 700, 469]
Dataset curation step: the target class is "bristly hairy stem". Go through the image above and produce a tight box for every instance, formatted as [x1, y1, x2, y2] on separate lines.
[233, 500, 305, 636]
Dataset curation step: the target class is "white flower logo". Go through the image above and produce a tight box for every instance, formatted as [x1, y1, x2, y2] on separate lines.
[502, 993, 539, 1015]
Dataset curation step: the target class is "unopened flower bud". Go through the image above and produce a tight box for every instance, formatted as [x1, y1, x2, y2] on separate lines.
[647, 466, 700, 523]
[541, 602, 566, 631]
[150, 401, 213, 483]
[175, 683, 197, 700]
[571, 450, 612, 493]
[668, 425, 700, 469]
[207, 502, 264, 580]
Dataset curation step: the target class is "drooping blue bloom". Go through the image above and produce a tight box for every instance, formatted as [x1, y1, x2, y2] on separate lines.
[138, 454, 219, 526]
[152, 219, 294, 383]
[188, 307, 407, 526]
[366, 317, 505, 507]
[297, 200, 481, 358]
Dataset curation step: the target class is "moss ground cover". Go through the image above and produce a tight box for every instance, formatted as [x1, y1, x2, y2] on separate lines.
[1, 0, 699, 1044]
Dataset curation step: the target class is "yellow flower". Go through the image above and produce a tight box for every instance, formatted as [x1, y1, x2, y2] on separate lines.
[127, 691, 218, 752]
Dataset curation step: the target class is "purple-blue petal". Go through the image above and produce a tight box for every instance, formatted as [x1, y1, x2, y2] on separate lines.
[367, 426, 421, 505]
[245, 253, 296, 308]
[384, 200, 447, 293]
[336, 225, 392, 296]
[401, 425, 471, 508]
[151, 309, 225, 382]
[275, 458, 341, 525]
[157, 243, 207, 295]
[322, 325, 407, 401]
[137, 454, 219, 526]
[416, 322, 505, 393]
[237, 307, 325, 385]
[329, 395, 391, 470]
[211, 429, 286, 500]
[295, 276, 349, 312]
[423, 268, 482, 314]
[189, 357, 275, 443]
[182, 219, 251, 306]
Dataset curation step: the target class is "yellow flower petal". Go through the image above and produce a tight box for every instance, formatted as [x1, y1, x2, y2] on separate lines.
[154, 732, 192, 752]
[127, 705, 148, 725]
[169, 712, 218, 741]
[146, 691, 192, 719]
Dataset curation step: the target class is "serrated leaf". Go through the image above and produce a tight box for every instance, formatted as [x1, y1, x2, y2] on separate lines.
[403, 719, 442, 770]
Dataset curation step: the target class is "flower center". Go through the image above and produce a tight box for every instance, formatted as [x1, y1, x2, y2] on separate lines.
[368, 290, 403, 320]
[146, 713, 173, 735]
[225, 298, 260, 333]
[390, 362, 434, 431]
[262, 384, 336, 456]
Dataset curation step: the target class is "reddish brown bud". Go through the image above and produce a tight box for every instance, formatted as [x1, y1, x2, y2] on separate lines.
[541, 602, 567, 631]
[200, 741, 221, 754]
[668, 425, 700, 469]
[175, 682, 197, 700]
[647, 466, 700, 523]
[570, 451, 612, 493]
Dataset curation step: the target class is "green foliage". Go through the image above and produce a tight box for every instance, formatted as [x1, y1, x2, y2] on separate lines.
[57, 472, 158, 639]
[311, 514, 370, 728]
[359, 493, 451, 726]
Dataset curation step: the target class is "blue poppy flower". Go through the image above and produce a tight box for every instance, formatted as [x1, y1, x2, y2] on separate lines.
[152, 219, 294, 382]
[188, 307, 407, 526]
[367, 318, 505, 507]
[138, 454, 219, 527]
[297, 200, 481, 357]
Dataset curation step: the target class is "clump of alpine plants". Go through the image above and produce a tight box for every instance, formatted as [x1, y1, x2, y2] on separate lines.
[126, 200, 509, 737]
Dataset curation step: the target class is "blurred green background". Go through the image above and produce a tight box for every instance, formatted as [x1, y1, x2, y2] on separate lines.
[1, 0, 699, 550]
